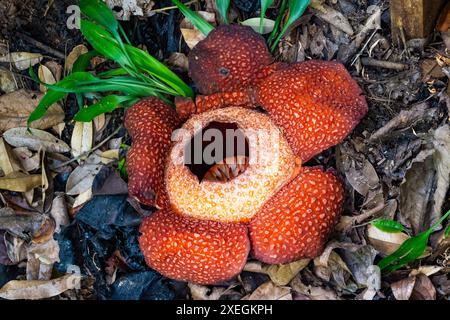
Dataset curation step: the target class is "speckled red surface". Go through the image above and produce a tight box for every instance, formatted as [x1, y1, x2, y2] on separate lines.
[124, 25, 367, 284]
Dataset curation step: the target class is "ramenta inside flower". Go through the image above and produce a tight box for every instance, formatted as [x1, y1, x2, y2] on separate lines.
[183, 121, 250, 183]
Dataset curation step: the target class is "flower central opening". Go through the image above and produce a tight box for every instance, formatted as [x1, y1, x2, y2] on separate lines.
[184, 121, 250, 182]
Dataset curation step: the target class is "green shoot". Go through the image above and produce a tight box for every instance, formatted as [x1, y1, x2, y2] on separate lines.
[260, 0, 275, 34]
[171, 0, 214, 36]
[29, 0, 193, 125]
[270, 0, 310, 52]
[371, 219, 405, 233]
[378, 209, 450, 273]
[216, 0, 231, 24]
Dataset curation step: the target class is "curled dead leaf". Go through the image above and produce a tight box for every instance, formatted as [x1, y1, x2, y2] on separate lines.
[0, 90, 65, 132]
[0, 52, 43, 71]
[367, 224, 409, 256]
[3, 127, 70, 153]
[0, 273, 81, 300]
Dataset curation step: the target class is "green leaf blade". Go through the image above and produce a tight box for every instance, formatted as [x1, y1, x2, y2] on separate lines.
[371, 219, 405, 233]
[216, 0, 231, 24]
[79, 0, 119, 36]
[260, 0, 275, 33]
[171, 0, 214, 36]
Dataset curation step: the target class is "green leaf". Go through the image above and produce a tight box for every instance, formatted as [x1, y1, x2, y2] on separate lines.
[72, 50, 99, 73]
[267, 0, 288, 45]
[80, 20, 129, 67]
[171, 0, 214, 36]
[378, 232, 429, 272]
[270, 0, 310, 51]
[74, 95, 136, 122]
[378, 209, 450, 273]
[125, 45, 193, 97]
[371, 219, 405, 233]
[28, 72, 97, 125]
[445, 224, 450, 238]
[260, 0, 275, 33]
[79, 0, 119, 37]
[118, 157, 128, 180]
[216, 0, 231, 24]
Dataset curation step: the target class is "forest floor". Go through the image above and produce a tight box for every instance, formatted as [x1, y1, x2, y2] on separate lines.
[0, 0, 449, 300]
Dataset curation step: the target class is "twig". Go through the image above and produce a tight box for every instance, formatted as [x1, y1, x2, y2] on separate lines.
[361, 57, 409, 71]
[149, 0, 198, 14]
[52, 126, 123, 169]
[350, 28, 378, 66]
[17, 32, 66, 60]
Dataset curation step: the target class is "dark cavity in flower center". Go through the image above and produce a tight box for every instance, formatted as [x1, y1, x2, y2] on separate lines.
[184, 122, 250, 183]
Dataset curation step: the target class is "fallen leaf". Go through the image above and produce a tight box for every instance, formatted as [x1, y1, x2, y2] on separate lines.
[264, 259, 310, 286]
[241, 17, 275, 34]
[245, 281, 292, 300]
[0, 67, 17, 93]
[410, 274, 436, 300]
[0, 172, 42, 192]
[38, 65, 56, 93]
[65, 44, 88, 72]
[0, 208, 47, 239]
[399, 125, 450, 233]
[0, 52, 43, 71]
[0, 90, 65, 132]
[367, 224, 409, 255]
[44, 61, 63, 82]
[66, 164, 102, 195]
[180, 28, 206, 49]
[3, 127, 70, 153]
[167, 52, 189, 72]
[26, 238, 60, 281]
[72, 188, 93, 209]
[188, 283, 226, 300]
[71, 121, 93, 160]
[105, 0, 155, 20]
[311, 4, 353, 35]
[12, 147, 40, 172]
[50, 193, 70, 233]
[0, 273, 81, 300]
[391, 276, 416, 300]
[3, 232, 27, 264]
[0, 138, 23, 174]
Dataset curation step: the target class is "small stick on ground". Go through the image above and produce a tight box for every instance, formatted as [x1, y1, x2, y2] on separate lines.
[361, 57, 409, 71]
[17, 32, 66, 60]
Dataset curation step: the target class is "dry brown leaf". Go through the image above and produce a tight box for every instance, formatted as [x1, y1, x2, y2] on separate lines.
[106, 0, 155, 20]
[311, 4, 353, 35]
[38, 65, 56, 93]
[72, 188, 93, 208]
[3, 127, 70, 153]
[0, 172, 42, 192]
[245, 281, 292, 300]
[0, 67, 17, 93]
[44, 61, 63, 82]
[180, 12, 215, 49]
[0, 52, 43, 70]
[167, 52, 189, 72]
[12, 147, 40, 172]
[0, 90, 65, 132]
[65, 44, 88, 72]
[71, 121, 93, 160]
[93, 113, 106, 133]
[188, 283, 226, 300]
[0, 208, 47, 238]
[66, 164, 102, 195]
[0, 273, 81, 300]
[391, 276, 416, 300]
[264, 259, 310, 286]
[0, 138, 23, 174]
[26, 238, 60, 281]
[367, 224, 409, 255]
[50, 193, 69, 233]
[410, 274, 436, 300]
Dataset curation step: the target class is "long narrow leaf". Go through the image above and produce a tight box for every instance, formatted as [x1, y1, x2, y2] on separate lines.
[270, 0, 310, 51]
[125, 45, 193, 97]
[260, 0, 275, 33]
[74, 95, 136, 122]
[267, 0, 288, 45]
[28, 72, 97, 125]
[80, 20, 130, 67]
[72, 50, 99, 73]
[79, 0, 119, 37]
[216, 0, 231, 24]
[171, 0, 214, 36]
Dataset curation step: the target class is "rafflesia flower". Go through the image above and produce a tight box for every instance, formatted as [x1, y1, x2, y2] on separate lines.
[124, 25, 368, 284]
